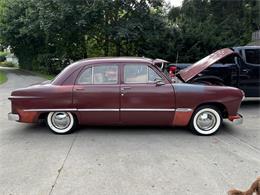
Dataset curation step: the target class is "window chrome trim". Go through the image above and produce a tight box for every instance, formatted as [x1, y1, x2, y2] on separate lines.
[91, 66, 94, 84]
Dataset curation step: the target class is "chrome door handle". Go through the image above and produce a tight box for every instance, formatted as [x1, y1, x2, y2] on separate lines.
[74, 87, 84, 91]
[121, 87, 131, 91]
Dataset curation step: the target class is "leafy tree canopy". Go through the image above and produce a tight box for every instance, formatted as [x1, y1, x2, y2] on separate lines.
[0, 0, 258, 73]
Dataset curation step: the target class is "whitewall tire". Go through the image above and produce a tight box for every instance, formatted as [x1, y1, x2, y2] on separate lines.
[47, 112, 75, 134]
[190, 106, 222, 135]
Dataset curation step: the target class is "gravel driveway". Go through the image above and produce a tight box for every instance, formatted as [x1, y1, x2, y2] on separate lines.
[0, 67, 259, 195]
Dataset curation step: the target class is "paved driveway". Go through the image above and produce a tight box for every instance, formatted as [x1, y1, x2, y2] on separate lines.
[0, 67, 259, 195]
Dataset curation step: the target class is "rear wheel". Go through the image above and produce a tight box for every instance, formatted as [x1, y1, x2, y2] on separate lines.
[47, 112, 76, 134]
[190, 106, 222, 135]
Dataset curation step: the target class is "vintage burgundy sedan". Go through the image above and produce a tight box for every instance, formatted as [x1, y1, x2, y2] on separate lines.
[8, 48, 244, 135]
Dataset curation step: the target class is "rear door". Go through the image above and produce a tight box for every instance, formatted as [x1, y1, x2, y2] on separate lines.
[120, 63, 175, 125]
[73, 64, 120, 125]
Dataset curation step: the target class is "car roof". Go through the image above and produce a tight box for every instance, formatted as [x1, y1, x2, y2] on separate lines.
[66, 57, 168, 72]
[52, 57, 168, 85]
[233, 46, 260, 50]
[77, 57, 154, 65]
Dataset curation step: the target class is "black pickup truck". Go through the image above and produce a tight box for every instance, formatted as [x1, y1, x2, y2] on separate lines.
[168, 46, 260, 97]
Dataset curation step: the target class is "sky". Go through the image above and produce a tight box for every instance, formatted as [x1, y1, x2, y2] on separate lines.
[166, 0, 184, 7]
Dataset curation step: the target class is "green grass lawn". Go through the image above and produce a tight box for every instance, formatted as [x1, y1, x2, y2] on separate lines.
[0, 70, 7, 84]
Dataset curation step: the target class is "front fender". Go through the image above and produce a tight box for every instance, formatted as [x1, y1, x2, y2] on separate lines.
[172, 83, 243, 126]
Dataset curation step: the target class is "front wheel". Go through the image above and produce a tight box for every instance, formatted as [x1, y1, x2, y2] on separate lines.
[47, 112, 76, 134]
[190, 106, 222, 135]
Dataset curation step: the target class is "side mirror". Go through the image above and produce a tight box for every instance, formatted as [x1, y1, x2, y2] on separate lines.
[154, 79, 165, 86]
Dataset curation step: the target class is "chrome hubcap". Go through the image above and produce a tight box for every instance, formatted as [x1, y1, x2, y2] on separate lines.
[196, 111, 216, 131]
[51, 112, 71, 130]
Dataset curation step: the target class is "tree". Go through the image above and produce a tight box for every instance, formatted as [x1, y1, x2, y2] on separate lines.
[0, 0, 258, 74]
[167, 0, 259, 62]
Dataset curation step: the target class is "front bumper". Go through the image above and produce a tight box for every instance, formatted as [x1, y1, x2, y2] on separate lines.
[228, 114, 243, 125]
[8, 113, 20, 121]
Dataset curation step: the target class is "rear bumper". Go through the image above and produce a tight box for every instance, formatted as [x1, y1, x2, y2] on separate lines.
[8, 113, 20, 121]
[228, 114, 243, 125]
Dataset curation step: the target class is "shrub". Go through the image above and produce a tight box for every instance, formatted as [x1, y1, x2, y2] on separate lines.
[0, 61, 16, 67]
[0, 52, 8, 62]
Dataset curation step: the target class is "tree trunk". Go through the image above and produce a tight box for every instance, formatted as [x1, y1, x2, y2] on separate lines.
[104, 34, 109, 56]
[116, 39, 121, 56]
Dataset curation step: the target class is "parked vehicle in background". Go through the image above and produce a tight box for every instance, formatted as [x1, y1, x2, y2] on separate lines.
[167, 46, 260, 97]
[8, 49, 244, 135]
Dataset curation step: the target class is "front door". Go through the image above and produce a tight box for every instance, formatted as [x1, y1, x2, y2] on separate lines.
[120, 63, 175, 125]
[239, 48, 260, 97]
[73, 64, 120, 125]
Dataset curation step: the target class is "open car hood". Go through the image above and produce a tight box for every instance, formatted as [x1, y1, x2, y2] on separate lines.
[178, 48, 235, 82]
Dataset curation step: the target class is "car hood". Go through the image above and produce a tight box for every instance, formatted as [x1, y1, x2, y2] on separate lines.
[178, 48, 235, 82]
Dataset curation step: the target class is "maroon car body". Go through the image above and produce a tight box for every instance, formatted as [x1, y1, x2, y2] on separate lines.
[8, 48, 244, 135]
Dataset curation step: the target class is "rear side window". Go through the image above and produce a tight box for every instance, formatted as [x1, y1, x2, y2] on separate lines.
[245, 49, 260, 65]
[78, 68, 92, 84]
[77, 65, 118, 84]
[124, 64, 161, 83]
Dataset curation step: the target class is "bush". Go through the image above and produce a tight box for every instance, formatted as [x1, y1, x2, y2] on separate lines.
[0, 61, 16, 67]
[0, 52, 8, 62]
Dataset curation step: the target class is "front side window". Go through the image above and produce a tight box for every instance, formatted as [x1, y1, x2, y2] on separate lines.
[245, 49, 260, 65]
[77, 65, 118, 84]
[148, 67, 162, 82]
[124, 64, 162, 83]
